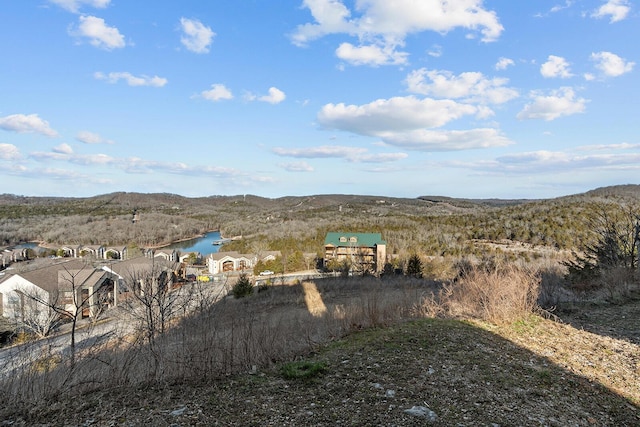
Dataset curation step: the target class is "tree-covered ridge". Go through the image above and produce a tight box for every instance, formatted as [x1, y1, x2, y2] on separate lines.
[0, 187, 638, 261]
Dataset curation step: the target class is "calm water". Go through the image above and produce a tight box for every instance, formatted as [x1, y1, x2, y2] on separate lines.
[164, 231, 223, 256]
[13, 242, 39, 249]
[10, 233, 223, 256]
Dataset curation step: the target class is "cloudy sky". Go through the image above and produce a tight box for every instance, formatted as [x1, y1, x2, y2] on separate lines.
[0, 1, 637, 199]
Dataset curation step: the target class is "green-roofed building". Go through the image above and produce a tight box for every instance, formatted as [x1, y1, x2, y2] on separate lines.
[323, 232, 387, 274]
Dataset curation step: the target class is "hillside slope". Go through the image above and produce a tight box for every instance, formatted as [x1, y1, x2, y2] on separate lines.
[3, 299, 638, 426]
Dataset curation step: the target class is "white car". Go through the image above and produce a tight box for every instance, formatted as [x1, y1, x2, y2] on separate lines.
[259, 270, 274, 276]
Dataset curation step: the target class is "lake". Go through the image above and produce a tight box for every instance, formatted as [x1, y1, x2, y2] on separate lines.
[163, 231, 224, 256]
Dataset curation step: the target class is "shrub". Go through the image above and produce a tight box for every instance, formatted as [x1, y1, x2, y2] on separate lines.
[280, 360, 326, 380]
[563, 203, 640, 291]
[405, 254, 423, 278]
[435, 263, 541, 324]
[231, 274, 254, 299]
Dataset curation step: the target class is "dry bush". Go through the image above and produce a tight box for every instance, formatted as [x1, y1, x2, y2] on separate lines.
[427, 263, 541, 325]
[422, 256, 459, 281]
[536, 260, 571, 308]
[597, 266, 639, 302]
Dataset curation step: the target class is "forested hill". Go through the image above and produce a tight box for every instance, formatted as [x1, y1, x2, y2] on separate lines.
[0, 185, 638, 253]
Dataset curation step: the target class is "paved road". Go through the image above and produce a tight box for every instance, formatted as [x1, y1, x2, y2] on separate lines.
[0, 317, 121, 377]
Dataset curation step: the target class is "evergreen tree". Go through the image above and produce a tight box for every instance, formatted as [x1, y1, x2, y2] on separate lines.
[405, 254, 423, 278]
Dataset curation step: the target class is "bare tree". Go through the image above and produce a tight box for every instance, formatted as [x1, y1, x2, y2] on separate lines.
[119, 259, 192, 343]
[8, 292, 59, 338]
[117, 258, 201, 378]
[19, 261, 114, 363]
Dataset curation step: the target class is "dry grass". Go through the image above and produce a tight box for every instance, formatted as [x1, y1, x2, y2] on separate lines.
[0, 276, 437, 404]
[421, 262, 541, 324]
[3, 315, 638, 426]
[1, 268, 639, 426]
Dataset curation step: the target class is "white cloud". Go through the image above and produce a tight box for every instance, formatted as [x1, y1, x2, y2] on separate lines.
[272, 145, 407, 163]
[53, 143, 74, 154]
[291, 0, 503, 66]
[592, 0, 631, 23]
[290, 0, 355, 47]
[180, 18, 215, 54]
[378, 128, 513, 151]
[357, 152, 409, 163]
[517, 87, 587, 121]
[577, 142, 640, 151]
[76, 131, 114, 144]
[70, 15, 125, 50]
[28, 145, 266, 183]
[279, 161, 315, 172]
[94, 72, 167, 87]
[590, 51, 634, 77]
[405, 69, 519, 104]
[0, 143, 21, 160]
[550, 1, 574, 13]
[273, 145, 366, 159]
[316, 96, 511, 151]
[258, 87, 286, 104]
[540, 55, 573, 78]
[495, 57, 515, 70]
[49, 0, 110, 13]
[30, 149, 114, 165]
[0, 113, 58, 137]
[498, 150, 640, 172]
[198, 84, 234, 101]
[319, 96, 477, 135]
[451, 148, 640, 176]
[427, 45, 443, 58]
[336, 42, 408, 66]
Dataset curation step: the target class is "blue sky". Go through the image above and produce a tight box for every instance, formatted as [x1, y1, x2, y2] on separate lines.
[0, 0, 637, 199]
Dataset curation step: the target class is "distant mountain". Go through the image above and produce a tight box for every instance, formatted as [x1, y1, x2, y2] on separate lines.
[418, 184, 640, 208]
[1, 184, 638, 211]
[582, 184, 640, 199]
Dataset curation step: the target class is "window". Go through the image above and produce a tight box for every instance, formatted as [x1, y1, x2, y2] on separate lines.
[349, 236, 358, 243]
[339, 236, 347, 243]
[60, 291, 74, 306]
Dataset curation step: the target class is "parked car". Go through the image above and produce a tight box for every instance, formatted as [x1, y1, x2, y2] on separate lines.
[259, 270, 274, 276]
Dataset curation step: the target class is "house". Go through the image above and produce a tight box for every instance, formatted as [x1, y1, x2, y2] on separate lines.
[0, 259, 117, 326]
[207, 251, 282, 275]
[60, 245, 82, 258]
[207, 252, 254, 275]
[179, 252, 200, 264]
[1, 248, 28, 267]
[146, 248, 178, 262]
[59, 244, 118, 260]
[80, 245, 105, 260]
[104, 246, 128, 260]
[103, 256, 179, 299]
[323, 232, 387, 274]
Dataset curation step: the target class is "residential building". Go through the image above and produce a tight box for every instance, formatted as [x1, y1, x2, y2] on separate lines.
[0, 259, 116, 325]
[103, 256, 179, 300]
[323, 232, 387, 274]
[207, 251, 281, 275]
